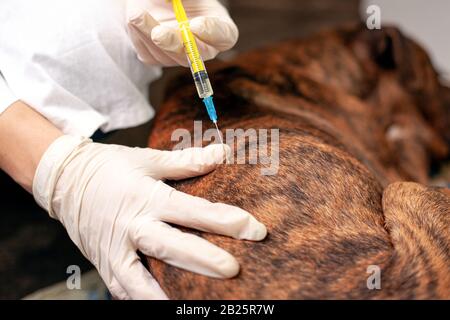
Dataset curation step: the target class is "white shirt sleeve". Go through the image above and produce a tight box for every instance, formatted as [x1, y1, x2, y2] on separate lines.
[0, 71, 18, 114]
[0, 0, 161, 137]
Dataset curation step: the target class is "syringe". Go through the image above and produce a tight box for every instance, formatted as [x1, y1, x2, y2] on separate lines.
[172, 0, 223, 144]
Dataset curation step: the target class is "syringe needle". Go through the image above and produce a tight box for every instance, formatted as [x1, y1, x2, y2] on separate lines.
[213, 121, 228, 164]
[214, 121, 223, 145]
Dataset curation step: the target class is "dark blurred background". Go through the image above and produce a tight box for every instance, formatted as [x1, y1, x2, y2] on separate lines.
[1, 0, 362, 299]
[229, 0, 360, 52]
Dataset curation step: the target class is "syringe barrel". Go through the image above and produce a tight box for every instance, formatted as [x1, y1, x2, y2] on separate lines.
[192, 69, 214, 99]
[178, 21, 214, 99]
[172, 0, 215, 106]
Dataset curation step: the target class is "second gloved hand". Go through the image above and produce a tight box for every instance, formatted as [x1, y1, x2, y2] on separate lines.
[126, 0, 239, 66]
[32, 136, 266, 299]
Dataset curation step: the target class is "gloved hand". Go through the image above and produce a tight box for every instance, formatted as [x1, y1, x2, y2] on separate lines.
[126, 0, 239, 66]
[33, 135, 266, 299]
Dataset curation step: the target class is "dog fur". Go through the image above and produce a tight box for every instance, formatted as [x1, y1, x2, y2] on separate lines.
[146, 24, 450, 299]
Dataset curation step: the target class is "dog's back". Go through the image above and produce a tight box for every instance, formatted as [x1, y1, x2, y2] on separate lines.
[146, 25, 450, 299]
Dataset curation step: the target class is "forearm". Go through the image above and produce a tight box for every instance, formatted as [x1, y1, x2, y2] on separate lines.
[0, 101, 63, 192]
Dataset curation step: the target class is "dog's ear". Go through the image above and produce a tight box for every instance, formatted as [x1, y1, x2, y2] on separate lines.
[370, 26, 439, 88]
[438, 85, 450, 145]
[365, 26, 450, 147]
[372, 26, 404, 70]
[345, 25, 410, 86]
[364, 26, 424, 79]
[347, 25, 404, 70]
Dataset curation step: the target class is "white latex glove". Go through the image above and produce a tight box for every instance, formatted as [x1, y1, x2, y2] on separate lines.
[32, 135, 267, 299]
[126, 0, 239, 66]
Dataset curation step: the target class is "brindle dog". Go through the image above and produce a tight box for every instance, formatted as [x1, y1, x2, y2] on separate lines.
[146, 25, 450, 299]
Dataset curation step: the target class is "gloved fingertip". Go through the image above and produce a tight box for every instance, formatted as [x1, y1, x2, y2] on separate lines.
[189, 16, 207, 31]
[148, 283, 169, 300]
[216, 254, 240, 278]
[222, 144, 232, 162]
[150, 25, 165, 41]
[204, 143, 231, 164]
[151, 25, 183, 53]
[248, 220, 268, 241]
[235, 211, 267, 241]
[127, 11, 159, 34]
